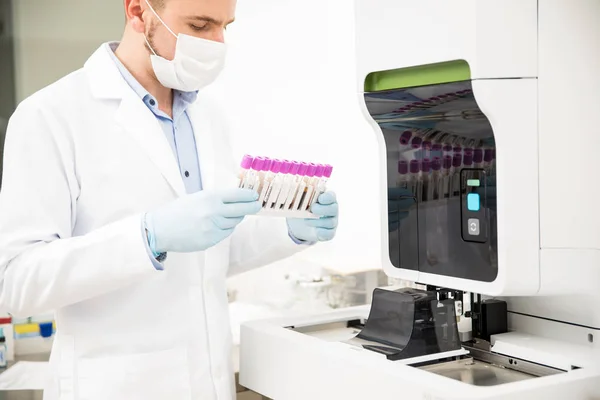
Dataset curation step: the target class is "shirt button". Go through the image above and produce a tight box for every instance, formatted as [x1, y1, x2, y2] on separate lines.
[149, 99, 156, 106]
[184, 171, 190, 178]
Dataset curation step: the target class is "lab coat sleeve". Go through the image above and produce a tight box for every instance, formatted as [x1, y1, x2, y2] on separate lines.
[0, 100, 159, 318]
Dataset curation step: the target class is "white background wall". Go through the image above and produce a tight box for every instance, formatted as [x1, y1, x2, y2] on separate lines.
[11, 1, 124, 102]
[214, 0, 382, 282]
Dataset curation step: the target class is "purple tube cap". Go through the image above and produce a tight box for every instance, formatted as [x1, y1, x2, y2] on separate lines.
[241, 154, 254, 169]
[290, 161, 301, 175]
[453, 146, 462, 153]
[280, 160, 292, 174]
[307, 163, 317, 177]
[270, 159, 282, 174]
[324, 164, 333, 178]
[474, 149, 484, 163]
[409, 160, 420, 174]
[452, 154, 462, 168]
[463, 154, 474, 165]
[432, 157, 442, 171]
[262, 157, 272, 171]
[443, 155, 452, 169]
[251, 156, 265, 171]
[484, 149, 494, 162]
[298, 162, 309, 176]
[421, 158, 432, 172]
[443, 145, 453, 152]
[315, 164, 325, 178]
[398, 160, 408, 175]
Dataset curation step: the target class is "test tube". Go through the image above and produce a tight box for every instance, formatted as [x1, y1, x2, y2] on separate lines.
[422, 141, 432, 160]
[411, 137, 423, 149]
[291, 162, 309, 211]
[431, 143, 443, 160]
[431, 158, 442, 200]
[284, 161, 302, 210]
[421, 158, 432, 202]
[263, 159, 283, 207]
[244, 156, 265, 190]
[255, 157, 271, 195]
[451, 154, 462, 197]
[409, 160, 420, 197]
[304, 164, 324, 211]
[259, 158, 279, 205]
[473, 149, 484, 169]
[310, 164, 332, 208]
[299, 163, 318, 211]
[484, 149, 494, 171]
[397, 161, 409, 190]
[441, 155, 452, 198]
[238, 155, 254, 188]
[274, 161, 294, 209]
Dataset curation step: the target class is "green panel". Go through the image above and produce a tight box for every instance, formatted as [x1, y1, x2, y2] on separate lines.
[364, 60, 471, 92]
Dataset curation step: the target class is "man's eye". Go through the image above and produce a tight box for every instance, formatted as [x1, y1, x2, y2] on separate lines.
[189, 24, 208, 31]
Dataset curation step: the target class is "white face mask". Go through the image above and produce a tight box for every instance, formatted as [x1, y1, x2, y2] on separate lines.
[144, 0, 227, 92]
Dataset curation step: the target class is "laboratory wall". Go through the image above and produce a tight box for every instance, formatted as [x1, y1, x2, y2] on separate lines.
[11, 0, 124, 102]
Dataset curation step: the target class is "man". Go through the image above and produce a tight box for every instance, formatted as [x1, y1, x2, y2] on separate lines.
[0, 0, 339, 399]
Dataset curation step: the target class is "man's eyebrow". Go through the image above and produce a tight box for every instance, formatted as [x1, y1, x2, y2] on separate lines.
[187, 16, 235, 25]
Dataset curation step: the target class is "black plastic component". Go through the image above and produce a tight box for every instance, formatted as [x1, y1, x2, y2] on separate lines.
[472, 299, 508, 341]
[357, 288, 461, 361]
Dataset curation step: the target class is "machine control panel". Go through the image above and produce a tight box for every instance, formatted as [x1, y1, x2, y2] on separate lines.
[461, 169, 488, 243]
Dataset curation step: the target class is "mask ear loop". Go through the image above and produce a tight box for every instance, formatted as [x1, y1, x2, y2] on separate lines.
[144, 0, 178, 38]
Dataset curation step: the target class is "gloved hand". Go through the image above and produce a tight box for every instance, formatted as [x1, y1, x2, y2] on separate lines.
[145, 188, 261, 253]
[287, 192, 339, 242]
[388, 188, 416, 232]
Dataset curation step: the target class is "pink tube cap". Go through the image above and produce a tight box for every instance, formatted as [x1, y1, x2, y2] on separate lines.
[323, 164, 333, 178]
[298, 162, 309, 176]
[280, 160, 292, 174]
[307, 163, 317, 177]
[241, 155, 254, 169]
[290, 161, 301, 175]
[262, 157, 272, 172]
[251, 156, 265, 171]
[270, 159, 282, 174]
[315, 164, 325, 178]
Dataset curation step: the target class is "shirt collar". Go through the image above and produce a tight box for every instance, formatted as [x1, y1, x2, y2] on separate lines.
[105, 42, 198, 109]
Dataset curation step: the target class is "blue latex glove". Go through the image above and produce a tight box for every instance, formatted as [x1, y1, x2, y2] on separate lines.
[287, 192, 339, 242]
[146, 188, 261, 253]
[388, 188, 416, 232]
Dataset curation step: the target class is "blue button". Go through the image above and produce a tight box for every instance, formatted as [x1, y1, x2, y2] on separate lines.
[467, 193, 480, 211]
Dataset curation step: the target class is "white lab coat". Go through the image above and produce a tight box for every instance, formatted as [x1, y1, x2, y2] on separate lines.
[0, 44, 304, 400]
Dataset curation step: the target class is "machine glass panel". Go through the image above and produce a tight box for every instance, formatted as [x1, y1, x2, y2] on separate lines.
[365, 80, 498, 282]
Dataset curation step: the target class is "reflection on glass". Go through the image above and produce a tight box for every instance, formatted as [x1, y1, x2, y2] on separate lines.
[366, 81, 498, 282]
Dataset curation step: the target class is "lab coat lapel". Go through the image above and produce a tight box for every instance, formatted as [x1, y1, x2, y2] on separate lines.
[188, 103, 216, 191]
[115, 90, 187, 197]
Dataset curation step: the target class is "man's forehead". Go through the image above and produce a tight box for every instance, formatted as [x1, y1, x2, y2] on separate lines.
[166, 0, 236, 17]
